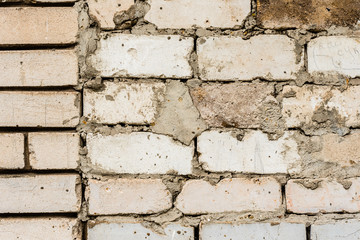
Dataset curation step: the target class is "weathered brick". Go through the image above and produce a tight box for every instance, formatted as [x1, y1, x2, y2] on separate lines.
[144, 0, 250, 29]
[257, 0, 360, 29]
[0, 91, 80, 127]
[175, 178, 281, 214]
[88, 0, 134, 29]
[29, 132, 79, 170]
[0, 133, 24, 169]
[87, 178, 172, 215]
[0, 50, 78, 87]
[89, 34, 193, 78]
[84, 81, 165, 124]
[0, 174, 81, 213]
[312, 130, 360, 167]
[311, 220, 360, 240]
[282, 85, 360, 128]
[0, 7, 78, 45]
[286, 178, 360, 213]
[191, 82, 274, 128]
[200, 222, 306, 240]
[88, 219, 194, 240]
[197, 35, 302, 80]
[0, 218, 81, 240]
[198, 130, 300, 174]
[86, 132, 193, 174]
[308, 36, 360, 78]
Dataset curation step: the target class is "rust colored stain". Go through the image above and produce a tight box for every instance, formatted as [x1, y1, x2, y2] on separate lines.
[257, 0, 360, 29]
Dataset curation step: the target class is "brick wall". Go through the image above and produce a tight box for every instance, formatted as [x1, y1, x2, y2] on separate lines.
[1, 0, 360, 239]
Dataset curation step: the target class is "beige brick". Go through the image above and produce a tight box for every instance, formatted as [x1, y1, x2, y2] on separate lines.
[0, 50, 78, 87]
[88, 219, 194, 240]
[0, 7, 78, 45]
[311, 220, 360, 240]
[286, 178, 360, 213]
[282, 85, 360, 128]
[0, 133, 24, 169]
[191, 82, 274, 128]
[89, 34, 193, 78]
[0, 218, 81, 240]
[88, 0, 134, 29]
[257, 0, 360, 29]
[87, 178, 172, 215]
[175, 178, 281, 214]
[144, 0, 250, 29]
[313, 130, 360, 167]
[29, 132, 79, 170]
[0, 174, 81, 213]
[197, 35, 302, 80]
[84, 81, 165, 124]
[0, 91, 80, 127]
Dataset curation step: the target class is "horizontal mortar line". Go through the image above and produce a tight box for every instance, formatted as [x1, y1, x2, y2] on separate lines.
[0, 44, 77, 51]
[0, 2, 75, 7]
[0, 170, 81, 175]
[0, 127, 76, 132]
[0, 86, 80, 91]
[0, 212, 79, 218]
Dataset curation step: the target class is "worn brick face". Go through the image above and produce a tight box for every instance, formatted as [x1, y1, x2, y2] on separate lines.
[0, 91, 80, 127]
[257, 0, 360, 29]
[87, 178, 172, 215]
[0, 175, 81, 213]
[286, 178, 360, 213]
[191, 82, 274, 128]
[175, 178, 281, 214]
[0, 133, 24, 169]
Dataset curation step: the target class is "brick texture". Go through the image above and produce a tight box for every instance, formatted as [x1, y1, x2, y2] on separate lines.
[0, 50, 78, 87]
[87, 178, 172, 215]
[0, 7, 78, 45]
[0, 133, 24, 169]
[0, 175, 81, 213]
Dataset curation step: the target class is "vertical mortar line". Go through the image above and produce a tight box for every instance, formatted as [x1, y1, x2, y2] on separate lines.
[23, 132, 31, 170]
[193, 35, 199, 79]
[281, 183, 286, 210]
[304, 43, 308, 72]
[306, 225, 311, 240]
[194, 225, 200, 240]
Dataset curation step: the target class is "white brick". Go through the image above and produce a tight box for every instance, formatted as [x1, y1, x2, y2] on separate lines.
[88, 220, 194, 240]
[0, 133, 24, 169]
[29, 132, 79, 170]
[286, 178, 360, 214]
[0, 7, 78, 45]
[84, 81, 165, 124]
[198, 130, 300, 174]
[175, 178, 281, 214]
[282, 85, 360, 128]
[0, 91, 80, 127]
[311, 220, 360, 240]
[87, 178, 172, 215]
[0, 50, 78, 87]
[86, 132, 193, 175]
[200, 222, 306, 240]
[308, 36, 360, 78]
[0, 218, 81, 240]
[144, 0, 250, 29]
[197, 35, 302, 80]
[90, 34, 193, 78]
[0, 174, 81, 213]
[88, 0, 134, 29]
